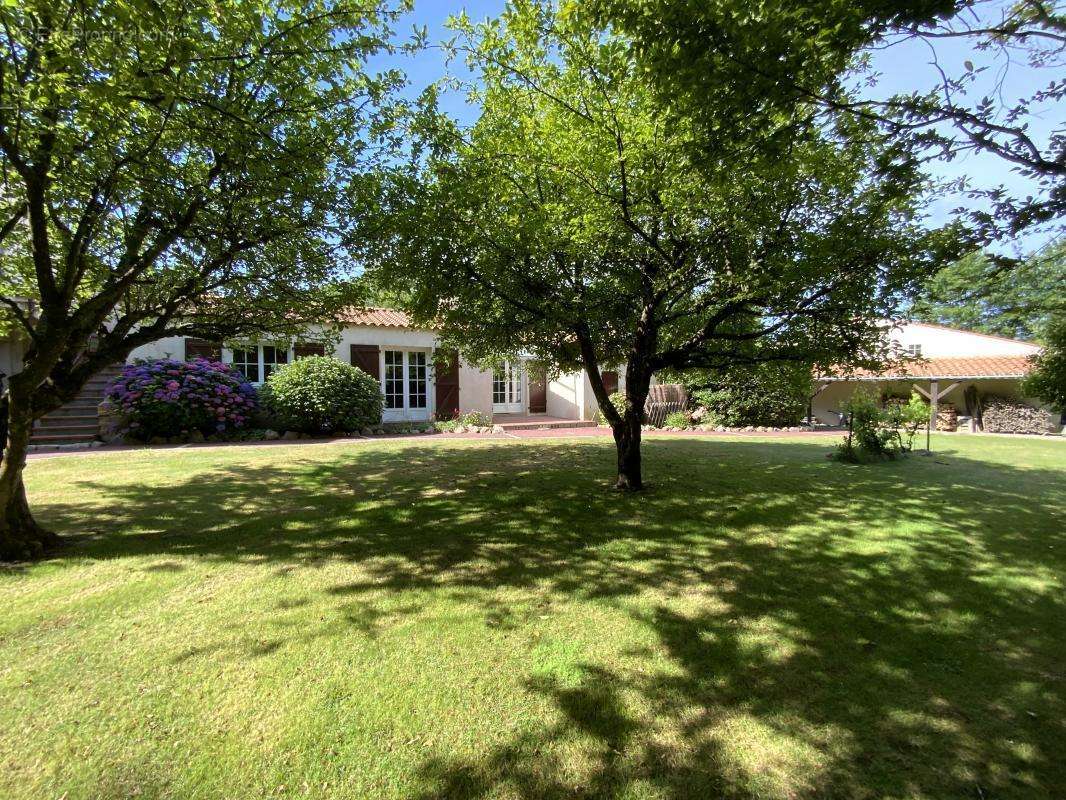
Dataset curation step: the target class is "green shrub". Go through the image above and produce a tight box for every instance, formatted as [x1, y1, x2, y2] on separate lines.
[593, 391, 631, 426]
[434, 409, 491, 432]
[664, 410, 690, 428]
[261, 356, 382, 434]
[835, 389, 926, 463]
[685, 363, 810, 427]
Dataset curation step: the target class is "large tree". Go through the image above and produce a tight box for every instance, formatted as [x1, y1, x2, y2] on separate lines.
[0, 0, 405, 559]
[910, 240, 1065, 340]
[588, 0, 1065, 239]
[355, 1, 961, 490]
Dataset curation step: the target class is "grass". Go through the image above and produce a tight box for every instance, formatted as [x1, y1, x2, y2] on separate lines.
[2, 433, 1064, 800]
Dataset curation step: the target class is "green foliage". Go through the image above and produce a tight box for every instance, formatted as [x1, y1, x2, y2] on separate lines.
[261, 356, 383, 434]
[911, 244, 1066, 341]
[0, 0, 400, 417]
[882, 392, 931, 451]
[355, 0, 958, 487]
[434, 410, 492, 432]
[836, 388, 926, 463]
[588, 1, 1065, 236]
[593, 392, 631, 426]
[1023, 313, 1066, 412]
[686, 363, 812, 427]
[663, 410, 690, 429]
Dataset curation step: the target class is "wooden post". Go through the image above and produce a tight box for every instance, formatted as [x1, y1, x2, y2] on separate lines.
[929, 379, 939, 430]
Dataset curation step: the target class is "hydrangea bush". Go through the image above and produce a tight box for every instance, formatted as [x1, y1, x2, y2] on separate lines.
[106, 358, 257, 440]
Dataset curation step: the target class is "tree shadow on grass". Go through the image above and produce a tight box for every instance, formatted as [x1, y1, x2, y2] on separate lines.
[32, 437, 1066, 799]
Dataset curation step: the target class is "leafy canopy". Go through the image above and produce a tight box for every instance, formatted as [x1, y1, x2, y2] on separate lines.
[0, 0, 407, 385]
[910, 241, 1066, 341]
[357, 0, 961, 390]
[586, 0, 1065, 239]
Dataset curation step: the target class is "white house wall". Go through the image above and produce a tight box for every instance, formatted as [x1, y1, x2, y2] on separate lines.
[546, 372, 582, 419]
[890, 322, 1040, 357]
[0, 335, 26, 379]
[458, 360, 493, 419]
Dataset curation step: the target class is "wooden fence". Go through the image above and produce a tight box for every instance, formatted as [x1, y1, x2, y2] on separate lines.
[643, 383, 687, 427]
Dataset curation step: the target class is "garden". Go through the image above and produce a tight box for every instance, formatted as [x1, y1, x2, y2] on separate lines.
[2, 433, 1064, 799]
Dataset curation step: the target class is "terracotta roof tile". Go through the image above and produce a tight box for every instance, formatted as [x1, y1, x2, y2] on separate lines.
[822, 355, 1035, 380]
[336, 307, 422, 328]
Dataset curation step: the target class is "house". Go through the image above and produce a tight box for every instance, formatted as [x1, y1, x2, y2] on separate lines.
[115, 308, 622, 427]
[811, 321, 1052, 429]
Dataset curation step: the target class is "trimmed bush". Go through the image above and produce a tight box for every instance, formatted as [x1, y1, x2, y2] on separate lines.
[106, 358, 257, 440]
[261, 355, 383, 434]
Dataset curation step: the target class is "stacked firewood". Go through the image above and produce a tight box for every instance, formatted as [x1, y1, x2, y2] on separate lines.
[936, 403, 958, 432]
[982, 395, 1055, 434]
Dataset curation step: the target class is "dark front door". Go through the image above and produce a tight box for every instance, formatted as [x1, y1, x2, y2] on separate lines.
[434, 349, 460, 419]
[528, 368, 547, 414]
[601, 370, 619, 395]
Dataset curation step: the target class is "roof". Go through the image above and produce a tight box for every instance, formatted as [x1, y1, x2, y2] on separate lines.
[336, 307, 420, 328]
[821, 355, 1035, 381]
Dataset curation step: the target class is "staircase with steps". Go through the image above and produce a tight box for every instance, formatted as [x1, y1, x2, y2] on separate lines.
[30, 364, 123, 447]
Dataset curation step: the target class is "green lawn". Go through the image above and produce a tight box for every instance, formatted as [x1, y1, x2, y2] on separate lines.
[2, 434, 1064, 800]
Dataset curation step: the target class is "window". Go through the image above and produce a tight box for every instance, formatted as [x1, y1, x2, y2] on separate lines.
[408, 352, 427, 409]
[262, 345, 288, 380]
[906, 344, 922, 357]
[232, 348, 259, 383]
[492, 362, 522, 406]
[384, 350, 404, 409]
[493, 368, 507, 405]
[230, 344, 291, 384]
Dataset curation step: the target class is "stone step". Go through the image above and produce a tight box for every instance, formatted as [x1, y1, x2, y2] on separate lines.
[28, 431, 98, 445]
[493, 419, 590, 430]
[38, 414, 98, 427]
[32, 422, 98, 436]
[49, 403, 100, 417]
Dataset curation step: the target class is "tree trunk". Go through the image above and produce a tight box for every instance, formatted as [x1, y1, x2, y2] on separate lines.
[612, 409, 644, 491]
[0, 396, 59, 560]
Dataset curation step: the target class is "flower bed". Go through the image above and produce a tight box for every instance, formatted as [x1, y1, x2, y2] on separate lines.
[106, 358, 257, 440]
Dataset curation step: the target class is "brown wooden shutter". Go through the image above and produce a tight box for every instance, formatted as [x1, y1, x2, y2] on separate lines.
[434, 349, 460, 419]
[294, 343, 327, 360]
[350, 344, 380, 379]
[601, 370, 619, 395]
[185, 338, 221, 361]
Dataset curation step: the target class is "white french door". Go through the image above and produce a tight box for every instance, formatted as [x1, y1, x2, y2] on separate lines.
[381, 349, 431, 422]
[492, 361, 524, 414]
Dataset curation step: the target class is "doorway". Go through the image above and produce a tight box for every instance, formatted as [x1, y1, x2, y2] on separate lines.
[492, 361, 524, 414]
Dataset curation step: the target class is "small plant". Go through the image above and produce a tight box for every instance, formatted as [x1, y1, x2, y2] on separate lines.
[663, 410, 690, 428]
[106, 358, 257, 440]
[435, 409, 491, 432]
[882, 392, 930, 451]
[260, 355, 383, 434]
[836, 389, 896, 463]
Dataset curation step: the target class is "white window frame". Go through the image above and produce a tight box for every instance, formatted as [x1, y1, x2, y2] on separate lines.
[226, 343, 293, 386]
[379, 347, 434, 422]
[492, 360, 525, 414]
[906, 344, 923, 357]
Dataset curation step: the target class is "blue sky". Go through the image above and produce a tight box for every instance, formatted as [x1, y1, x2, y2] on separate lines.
[377, 0, 1060, 255]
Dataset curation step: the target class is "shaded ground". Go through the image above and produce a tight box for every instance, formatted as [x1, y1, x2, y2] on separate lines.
[2, 434, 1064, 799]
